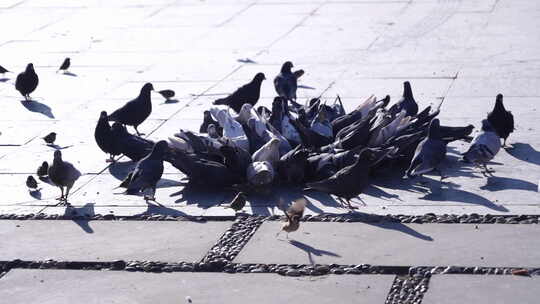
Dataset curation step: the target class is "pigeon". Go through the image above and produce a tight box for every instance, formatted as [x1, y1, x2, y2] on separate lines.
[110, 122, 154, 162]
[125, 140, 168, 202]
[462, 119, 501, 176]
[158, 89, 175, 99]
[108, 82, 154, 136]
[274, 61, 299, 101]
[15, 63, 39, 101]
[406, 119, 447, 180]
[26, 176, 38, 190]
[48, 150, 81, 204]
[94, 111, 117, 162]
[37, 161, 49, 177]
[213, 72, 265, 113]
[487, 94, 514, 146]
[277, 197, 306, 238]
[293, 69, 304, 80]
[305, 149, 375, 209]
[199, 110, 222, 135]
[58, 57, 70, 73]
[222, 192, 247, 211]
[278, 145, 309, 184]
[42, 132, 56, 145]
[0, 65, 9, 75]
[389, 81, 418, 117]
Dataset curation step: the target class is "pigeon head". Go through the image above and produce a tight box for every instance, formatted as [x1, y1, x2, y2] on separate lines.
[26, 63, 34, 72]
[253, 72, 266, 82]
[207, 124, 219, 138]
[427, 119, 441, 139]
[403, 81, 414, 99]
[481, 119, 495, 132]
[494, 93, 505, 111]
[53, 150, 62, 161]
[141, 83, 154, 94]
[281, 61, 294, 73]
[150, 140, 169, 159]
[99, 111, 108, 120]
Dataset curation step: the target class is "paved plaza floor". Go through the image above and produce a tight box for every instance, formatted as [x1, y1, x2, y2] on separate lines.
[0, 0, 539, 303]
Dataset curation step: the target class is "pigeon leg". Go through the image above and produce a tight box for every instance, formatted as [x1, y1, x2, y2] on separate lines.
[434, 168, 448, 181]
[106, 154, 116, 163]
[481, 164, 495, 176]
[56, 187, 65, 201]
[134, 126, 144, 136]
[65, 185, 73, 201]
[345, 199, 359, 210]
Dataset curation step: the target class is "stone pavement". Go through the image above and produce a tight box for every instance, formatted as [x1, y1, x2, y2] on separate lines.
[0, 0, 539, 303]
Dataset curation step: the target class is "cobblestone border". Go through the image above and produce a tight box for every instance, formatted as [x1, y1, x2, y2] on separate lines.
[0, 213, 538, 224]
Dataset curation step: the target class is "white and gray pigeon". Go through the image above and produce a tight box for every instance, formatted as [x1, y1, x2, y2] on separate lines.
[125, 140, 168, 203]
[462, 119, 501, 176]
[406, 119, 447, 180]
[274, 61, 300, 101]
[48, 150, 81, 204]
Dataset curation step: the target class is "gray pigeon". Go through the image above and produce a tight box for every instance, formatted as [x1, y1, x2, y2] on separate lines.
[108, 83, 154, 136]
[15, 63, 39, 101]
[462, 119, 501, 176]
[406, 119, 447, 180]
[274, 61, 299, 101]
[48, 150, 81, 204]
[125, 140, 168, 202]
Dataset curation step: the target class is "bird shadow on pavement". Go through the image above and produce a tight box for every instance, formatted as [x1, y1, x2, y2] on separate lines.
[133, 204, 196, 219]
[162, 99, 179, 104]
[419, 179, 509, 212]
[505, 142, 540, 166]
[20, 99, 54, 119]
[480, 176, 538, 192]
[170, 183, 229, 208]
[0, 78, 9, 82]
[62, 72, 78, 77]
[108, 161, 136, 180]
[29, 189, 42, 200]
[298, 84, 316, 90]
[286, 239, 341, 265]
[64, 203, 95, 234]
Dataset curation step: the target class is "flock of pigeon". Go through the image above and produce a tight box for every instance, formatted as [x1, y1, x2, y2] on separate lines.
[3, 59, 515, 221]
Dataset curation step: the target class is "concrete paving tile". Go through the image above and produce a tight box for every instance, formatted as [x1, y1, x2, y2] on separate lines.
[0, 205, 46, 214]
[0, 120, 56, 145]
[327, 78, 453, 99]
[0, 220, 230, 261]
[448, 77, 540, 97]
[423, 275, 540, 304]
[0, 270, 394, 304]
[236, 222, 540, 266]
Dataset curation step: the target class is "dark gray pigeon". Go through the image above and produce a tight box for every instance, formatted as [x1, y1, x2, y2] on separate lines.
[48, 150, 81, 204]
[94, 111, 117, 162]
[389, 81, 418, 117]
[125, 140, 168, 202]
[487, 94, 514, 146]
[274, 61, 299, 101]
[37, 161, 49, 177]
[15, 63, 39, 101]
[158, 89, 175, 99]
[462, 119, 501, 176]
[58, 57, 70, 73]
[213, 73, 265, 113]
[406, 119, 447, 180]
[42, 132, 56, 145]
[108, 83, 154, 136]
[26, 175, 38, 190]
[110, 122, 154, 162]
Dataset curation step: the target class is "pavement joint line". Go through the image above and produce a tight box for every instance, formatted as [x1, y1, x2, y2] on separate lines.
[214, 1, 259, 28]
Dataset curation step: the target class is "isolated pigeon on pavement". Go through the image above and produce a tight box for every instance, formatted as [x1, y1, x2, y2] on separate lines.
[462, 119, 501, 176]
[277, 197, 306, 238]
[406, 119, 447, 180]
[213, 73, 265, 113]
[108, 82, 154, 136]
[0, 65, 9, 75]
[37, 161, 49, 177]
[26, 176, 38, 190]
[15, 63, 39, 101]
[274, 61, 300, 101]
[389, 81, 418, 117]
[48, 150, 81, 204]
[42, 132, 56, 145]
[487, 94, 514, 146]
[125, 140, 168, 203]
[58, 57, 70, 73]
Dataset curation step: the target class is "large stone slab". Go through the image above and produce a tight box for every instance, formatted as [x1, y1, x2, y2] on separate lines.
[235, 222, 540, 267]
[0, 220, 230, 262]
[423, 275, 540, 304]
[0, 270, 393, 304]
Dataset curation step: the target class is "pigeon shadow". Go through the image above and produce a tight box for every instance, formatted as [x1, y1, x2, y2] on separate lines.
[63, 72, 78, 77]
[505, 143, 540, 166]
[480, 176, 538, 192]
[286, 240, 341, 265]
[0, 78, 9, 82]
[362, 221, 434, 241]
[363, 184, 402, 201]
[108, 161, 136, 180]
[171, 183, 229, 208]
[237, 58, 257, 64]
[298, 85, 316, 90]
[134, 204, 191, 218]
[156, 178, 183, 189]
[20, 100, 55, 119]
[420, 180, 509, 212]
[163, 99, 179, 104]
[29, 190, 42, 200]
[64, 203, 95, 234]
